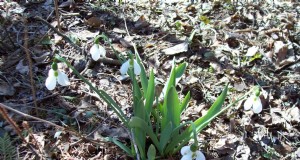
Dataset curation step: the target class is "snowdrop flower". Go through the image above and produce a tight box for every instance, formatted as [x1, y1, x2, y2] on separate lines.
[120, 59, 141, 75]
[45, 69, 70, 90]
[181, 145, 206, 160]
[244, 94, 262, 113]
[89, 44, 106, 61]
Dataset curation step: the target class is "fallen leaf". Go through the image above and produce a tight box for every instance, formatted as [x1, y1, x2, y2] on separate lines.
[85, 17, 104, 28]
[134, 15, 150, 29]
[274, 41, 287, 65]
[245, 46, 259, 57]
[0, 79, 15, 96]
[15, 60, 29, 74]
[162, 41, 188, 55]
[59, 0, 75, 8]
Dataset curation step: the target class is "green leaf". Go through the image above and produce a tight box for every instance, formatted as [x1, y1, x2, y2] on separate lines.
[147, 144, 156, 160]
[166, 87, 180, 127]
[175, 62, 187, 78]
[107, 137, 133, 156]
[159, 121, 173, 151]
[180, 91, 191, 113]
[128, 117, 162, 154]
[144, 70, 155, 115]
[135, 51, 148, 95]
[166, 84, 229, 154]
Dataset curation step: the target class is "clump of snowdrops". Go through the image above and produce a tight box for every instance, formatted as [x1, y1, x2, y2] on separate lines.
[45, 34, 263, 160]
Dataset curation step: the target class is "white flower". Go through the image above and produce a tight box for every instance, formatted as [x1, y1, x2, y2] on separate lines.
[90, 44, 106, 61]
[120, 59, 141, 75]
[244, 95, 262, 113]
[45, 69, 70, 90]
[181, 146, 206, 160]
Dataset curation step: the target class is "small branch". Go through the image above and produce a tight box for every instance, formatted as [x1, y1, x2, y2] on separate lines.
[54, 0, 62, 32]
[34, 16, 83, 52]
[0, 103, 109, 146]
[23, 18, 38, 114]
[0, 103, 64, 130]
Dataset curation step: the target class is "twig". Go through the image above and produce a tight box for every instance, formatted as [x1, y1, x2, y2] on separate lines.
[34, 16, 83, 52]
[0, 103, 109, 146]
[23, 18, 38, 114]
[0, 105, 41, 158]
[54, 0, 62, 32]
[0, 103, 64, 130]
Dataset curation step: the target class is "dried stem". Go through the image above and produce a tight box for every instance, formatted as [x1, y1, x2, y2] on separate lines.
[23, 18, 38, 114]
[54, 0, 62, 32]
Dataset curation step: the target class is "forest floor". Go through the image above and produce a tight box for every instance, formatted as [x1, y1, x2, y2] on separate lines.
[0, 0, 300, 159]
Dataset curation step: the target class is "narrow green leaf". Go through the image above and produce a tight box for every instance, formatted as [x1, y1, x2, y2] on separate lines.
[129, 117, 162, 154]
[107, 137, 133, 156]
[135, 51, 148, 95]
[55, 55, 129, 125]
[180, 91, 191, 113]
[175, 62, 187, 78]
[166, 84, 228, 154]
[145, 70, 155, 115]
[166, 87, 180, 127]
[159, 121, 173, 151]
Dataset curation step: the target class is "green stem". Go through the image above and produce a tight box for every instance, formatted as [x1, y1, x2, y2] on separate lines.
[55, 55, 129, 126]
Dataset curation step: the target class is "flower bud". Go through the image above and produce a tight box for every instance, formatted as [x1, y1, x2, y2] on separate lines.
[51, 62, 58, 71]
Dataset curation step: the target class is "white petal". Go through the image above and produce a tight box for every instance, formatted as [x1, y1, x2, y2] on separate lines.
[195, 151, 206, 160]
[181, 146, 191, 156]
[252, 97, 262, 113]
[120, 60, 130, 75]
[181, 154, 193, 160]
[244, 96, 254, 111]
[45, 74, 57, 90]
[57, 70, 70, 86]
[90, 44, 100, 61]
[133, 60, 141, 75]
[98, 45, 106, 57]
[48, 69, 55, 76]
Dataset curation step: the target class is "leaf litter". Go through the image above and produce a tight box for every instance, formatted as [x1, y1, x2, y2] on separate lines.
[0, 0, 299, 159]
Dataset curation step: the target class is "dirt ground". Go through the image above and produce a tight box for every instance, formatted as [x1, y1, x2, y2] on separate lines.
[0, 0, 300, 159]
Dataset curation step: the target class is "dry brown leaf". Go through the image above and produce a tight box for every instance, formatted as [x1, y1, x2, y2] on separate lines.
[134, 15, 150, 29]
[85, 17, 104, 28]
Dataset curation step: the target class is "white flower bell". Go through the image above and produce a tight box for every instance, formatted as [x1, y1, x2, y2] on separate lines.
[181, 145, 206, 160]
[45, 69, 70, 90]
[89, 44, 106, 61]
[120, 59, 141, 75]
[244, 95, 262, 113]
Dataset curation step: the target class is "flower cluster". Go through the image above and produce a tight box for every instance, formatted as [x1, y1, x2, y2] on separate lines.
[45, 63, 70, 90]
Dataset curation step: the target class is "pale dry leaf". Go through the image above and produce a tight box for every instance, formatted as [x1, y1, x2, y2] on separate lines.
[274, 41, 288, 64]
[162, 42, 188, 55]
[245, 46, 259, 57]
[59, 0, 75, 8]
[0, 79, 15, 96]
[283, 107, 300, 123]
[16, 59, 29, 74]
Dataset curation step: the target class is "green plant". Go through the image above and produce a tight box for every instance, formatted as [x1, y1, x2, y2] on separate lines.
[0, 133, 17, 160]
[47, 34, 257, 159]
